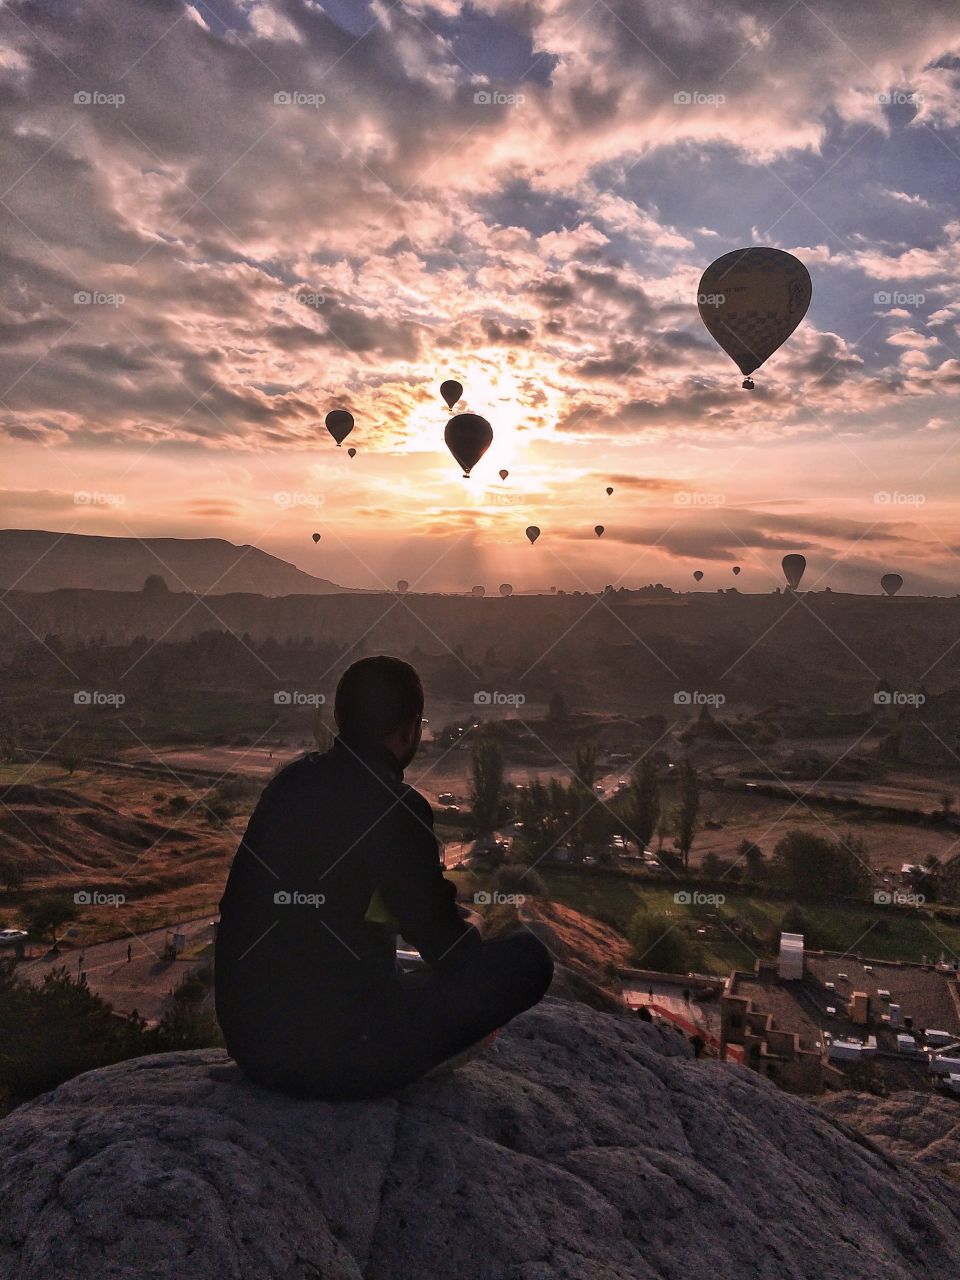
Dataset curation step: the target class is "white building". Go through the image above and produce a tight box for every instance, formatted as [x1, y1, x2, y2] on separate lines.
[778, 932, 804, 981]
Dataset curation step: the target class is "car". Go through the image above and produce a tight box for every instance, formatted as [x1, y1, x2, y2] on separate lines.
[443, 805, 460, 815]
[437, 792, 456, 805]
[582, 855, 598, 867]
[594, 783, 604, 795]
[615, 779, 629, 792]
[611, 834, 626, 848]
[0, 929, 28, 944]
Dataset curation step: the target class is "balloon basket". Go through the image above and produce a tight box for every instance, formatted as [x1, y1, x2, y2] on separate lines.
[742, 378, 755, 390]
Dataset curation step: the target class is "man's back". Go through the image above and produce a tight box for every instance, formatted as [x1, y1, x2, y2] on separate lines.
[215, 737, 476, 1085]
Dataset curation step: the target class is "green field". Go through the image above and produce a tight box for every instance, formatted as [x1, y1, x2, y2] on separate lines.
[451, 867, 960, 975]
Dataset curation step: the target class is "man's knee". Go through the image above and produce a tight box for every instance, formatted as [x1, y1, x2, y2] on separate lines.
[509, 931, 554, 1001]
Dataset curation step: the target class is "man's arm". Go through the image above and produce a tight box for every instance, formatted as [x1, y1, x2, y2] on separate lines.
[377, 787, 482, 971]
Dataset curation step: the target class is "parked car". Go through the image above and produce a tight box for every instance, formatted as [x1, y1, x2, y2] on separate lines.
[615, 779, 629, 792]
[437, 792, 456, 805]
[0, 929, 28, 944]
[582, 855, 598, 867]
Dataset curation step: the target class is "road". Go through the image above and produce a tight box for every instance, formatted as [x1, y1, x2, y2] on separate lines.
[17, 915, 217, 1023]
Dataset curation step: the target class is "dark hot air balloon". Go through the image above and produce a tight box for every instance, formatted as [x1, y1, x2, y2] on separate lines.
[440, 379, 463, 410]
[472, 585, 485, 597]
[325, 409, 354, 446]
[881, 573, 903, 597]
[397, 579, 409, 594]
[606, 487, 614, 496]
[499, 583, 513, 597]
[444, 413, 492, 477]
[347, 447, 356, 458]
[698, 248, 811, 390]
[499, 469, 509, 481]
[732, 566, 741, 576]
[594, 525, 604, 538]
[312, 533, 321, 544]
[782, 554, 806, 590]
[693, 570, 704, 582]
[526, 526, 540, 544]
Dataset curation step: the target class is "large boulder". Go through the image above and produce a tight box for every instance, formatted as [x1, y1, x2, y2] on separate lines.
[1, 1000, 959, 1279]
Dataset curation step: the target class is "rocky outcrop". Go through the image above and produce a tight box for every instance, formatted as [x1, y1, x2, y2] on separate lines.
[820, 1089, 960, 1182]
[1, 1000, 959, 1279]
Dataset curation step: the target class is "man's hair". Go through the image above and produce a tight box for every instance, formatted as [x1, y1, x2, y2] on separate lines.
[334, 656, 423, 745]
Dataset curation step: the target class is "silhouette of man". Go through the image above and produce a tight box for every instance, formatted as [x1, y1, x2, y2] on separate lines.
[215, 656, 553, 1100]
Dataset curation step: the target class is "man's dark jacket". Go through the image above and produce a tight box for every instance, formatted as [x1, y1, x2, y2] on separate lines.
[215, 737, 481, 1085]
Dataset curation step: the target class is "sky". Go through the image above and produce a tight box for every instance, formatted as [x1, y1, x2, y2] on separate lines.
[1, 0, 960, 594]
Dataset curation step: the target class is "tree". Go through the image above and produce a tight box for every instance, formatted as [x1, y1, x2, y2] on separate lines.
[142, 574, 169, 597]
[738, 840, 765, 881]
[574, 743, 597, 790]
[470, 738, 504, 839]
[674, 757, 699, 871]
[547, 690, 568, 721]
[770, 830, 872, 900]
[0, 859, 24, 894]
[627, 758, 660, 851]
[628, 910, 701, 973]
[21, 894, 80, 948]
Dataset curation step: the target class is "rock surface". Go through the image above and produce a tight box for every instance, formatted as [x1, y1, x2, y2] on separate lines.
[819, 1089, 960, 1181]
[1, 999, 959, 1279]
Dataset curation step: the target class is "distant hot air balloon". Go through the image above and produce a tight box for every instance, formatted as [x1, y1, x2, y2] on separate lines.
[732, 566, 741, 576]
[347, 447, 357, 458]
[698, 248, 812, 390]
[881, 572, 903, 597]
[782, 554, 806, 590]
[606, 487, 614, 496]
[397, 579, 409, 594]
[440, 379, 463, 410]
[693, 570, 704, 582]
[499, 469, 509, 481]
[325, 409, 354, 446]
[312, 533, 321, 544]
[444, 413, 492, 478]
[499, 583, 513, 597]
[594, 525, 604, 538]
[472, 585, 485, 597]
[526, 526, 540, 544]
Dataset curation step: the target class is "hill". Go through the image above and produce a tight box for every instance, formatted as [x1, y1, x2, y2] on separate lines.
[0, 530, 348, 596]
[1, 1000, 958, 1278]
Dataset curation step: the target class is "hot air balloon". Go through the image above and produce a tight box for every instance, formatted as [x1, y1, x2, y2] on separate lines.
[472, 585, 485, 597]
[397, 579, 409, 594]
[606, 487, 614, 496]
[499, 469, 509, 481]
[526, 526, 540, 544]
[732, 566, 741, 576]
[594, 525, 604, 538]
[325, 409, 354, 446]
[782, 554, 806, 590]
[347, 447, 357, 458]
[881, 572, 903, 597]
[693, 570, 704, 582]
[499, 583, 513, 597]
[444, 413, 492, 478]
[312, 533, 321, 544]
[698, 248, 812, 390]
[440, 379, 463, 410]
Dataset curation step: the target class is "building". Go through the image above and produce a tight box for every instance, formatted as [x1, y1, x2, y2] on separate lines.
[720, 960, 825, 1092]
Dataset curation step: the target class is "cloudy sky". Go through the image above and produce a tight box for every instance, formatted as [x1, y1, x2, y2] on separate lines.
[2, 0, 960, 593]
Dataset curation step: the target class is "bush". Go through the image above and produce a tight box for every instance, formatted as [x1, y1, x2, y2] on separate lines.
[497, 864, 547, 897]
[628, 909, 702, 973]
